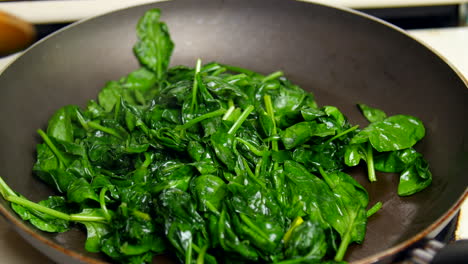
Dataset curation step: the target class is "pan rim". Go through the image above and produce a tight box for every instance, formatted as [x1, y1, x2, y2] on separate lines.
[0, 0, 467, 263]
[354, 191, 468, 263]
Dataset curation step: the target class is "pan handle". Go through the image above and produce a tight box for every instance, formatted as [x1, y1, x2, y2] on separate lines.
[409, 239, 468, 264]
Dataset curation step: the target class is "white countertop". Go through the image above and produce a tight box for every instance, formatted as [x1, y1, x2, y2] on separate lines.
[0, 8, 467, 264]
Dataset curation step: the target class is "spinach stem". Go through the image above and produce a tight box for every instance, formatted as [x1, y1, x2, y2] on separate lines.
[367, 201, 383, 218]
[263, 135, 281, 142]
[75, 109, 89, 131]
[262, 71, 283, 83]
[318, 167, 333, 187]
[228, 99, 235, 108]
[326, 125, 359, 143]
[37, 129, 69, 166]
[179, 108, 226, 130]
[87, 121, 123, 139]
[227, 105, 254, 135]
[0, 177, 17, 198]
[221, 64, 256, 76]
[235, 137, 264, 156]
[6, 195, 71, 221]
[142, 152, 153, 168]
[99, 188, 111, 221]
[132, 209, 151, 221]
[239, 213, 270, 241]
[196, 245, 208, 264]
[190, 59, 202, 113]
[283, 216, 304, 244]
[218, 208, 227, 249]
[263, 95, 278, 151]
[167, 225, 181, 254]
[254, 159, 262, 178]
[191, 243, 201, 253]
[224, 73, 247, 84]
[205, 200, 220, 216]
[197, 74, 214, 100]
[185, 238, 193, 264]
[366, 143, 377, 182]
[69, 214, 107, 223]
[222, 105, 236, 120]
[239, 157, 264, 187]
[211, 67, 226, 76]
[334, 211, 356, 261]
[1, 177, 108, 223]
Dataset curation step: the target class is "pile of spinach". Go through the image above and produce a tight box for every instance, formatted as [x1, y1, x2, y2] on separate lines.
[0, 9, 432, 264]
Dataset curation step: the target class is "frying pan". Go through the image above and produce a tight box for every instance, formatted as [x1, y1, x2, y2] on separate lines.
[0, 0, 467, 263]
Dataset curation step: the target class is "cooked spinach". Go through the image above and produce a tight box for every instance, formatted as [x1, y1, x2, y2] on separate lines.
[0, 9, 432, 264]
[346, 103, 431, 194]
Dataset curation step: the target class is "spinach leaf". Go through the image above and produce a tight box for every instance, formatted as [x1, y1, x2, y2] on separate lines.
[398, 157, 432, 196]
[357, 103, 387, 123]
[374, 148, 432, 196]
[214, 207, 260, 261]
[67, 178, 99, 203]
[98, 81, 123, 112]
[83, 222, 111, 252]
[46, 105, 76, 142]
[349, 110, 427, 185]
[121, 67, 158, 93]
[283, 220, 329, 263]
[191, 174, 227, 213]
[280, 121, 335, 150]
[134, 9, 174, 79]
[374, 147, 420, 172]
[11, 196, 71, 233]
[351, 115, 425, 152]
[319, 169, 368, 261]
[344, 143, 377, 182]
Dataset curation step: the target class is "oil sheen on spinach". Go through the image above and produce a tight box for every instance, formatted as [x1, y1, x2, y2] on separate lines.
[0, 9, 431, 264]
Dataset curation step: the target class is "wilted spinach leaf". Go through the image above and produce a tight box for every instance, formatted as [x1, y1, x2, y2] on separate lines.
[134, 9, 174, 79]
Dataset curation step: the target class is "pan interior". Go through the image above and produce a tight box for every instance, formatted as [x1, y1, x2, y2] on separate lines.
[0, 0, 467, 263]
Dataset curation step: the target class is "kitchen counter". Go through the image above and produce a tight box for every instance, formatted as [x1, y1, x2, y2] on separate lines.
[0, 10, 467, 264]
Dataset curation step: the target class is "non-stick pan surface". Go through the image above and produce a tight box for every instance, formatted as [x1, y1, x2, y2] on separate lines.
[0, 0, 467, 263]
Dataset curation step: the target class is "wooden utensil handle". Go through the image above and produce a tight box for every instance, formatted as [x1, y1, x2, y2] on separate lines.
[0, 11, 35, 56]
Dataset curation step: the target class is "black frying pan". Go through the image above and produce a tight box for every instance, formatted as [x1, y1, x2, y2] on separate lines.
[0, 0, 467, 263]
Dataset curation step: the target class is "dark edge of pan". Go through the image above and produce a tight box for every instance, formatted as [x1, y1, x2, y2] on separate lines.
[0, 0, 466, 263]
